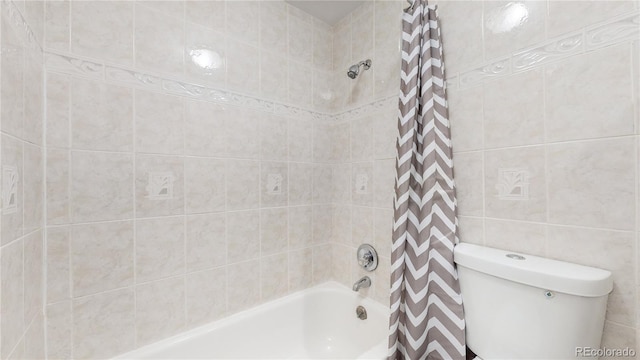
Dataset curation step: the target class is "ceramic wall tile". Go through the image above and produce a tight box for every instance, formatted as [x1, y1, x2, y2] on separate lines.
[547, 225, 635, 326]
[184, 99, 227, 157]
[545, 44, 634, 142]
[483, 1, 546, 58]
[45, 73, 70, 149]
[135, 277, 185, 346]
[437, 0, 484, 74]
[261, 253, 289, 300]
[547, 138, 635, 230]
[288, 248, 312, 291]
[186, 213, 226, 272]
[288, 117, 314, 162]
[70, 221, 133, 297]
[70, 151, 133, 222]
[185, 23, 226, 87]
[185, 1, 225, 33]
[261, 50, 289, 103]
[45, 0, 69, 51]
[457, 216, 484, 246]
[185, 157, 226, 214]
[224, 107, 261, 159]
[288, 10, 313, 65]
[261, 162, 288, 207]
[484, 146, 547, 222]
[135, 155, 185, 218]
[70, 78, 133, 152]
[45, 150, 70, 225]
[135, 4, 184, 76]
[1, 137, 23, 245]
[226, 1, 260, 46]
[484, 219, 546, 257]
[47, 227, 70, 304]
[483, 69, 544, 148]
[226, 160, 260, 211]
[136, 217, 185, 283]
[227, 40, 260, 95]
[289, 205, 313, 250]
[260, 114, 288, 161]
[449, 86, 483, 153]
[46, 301, 71, 359]
[72, 288, 135, 359]
[260, 1, 287, 54]
[547, 0, 636, 38]
[227, 210, 260, 264]
[1, 12, 25, 139]
[261, 208, 289, 256]
[135, 90, 184, 155]
[227, 260, 260, 312]
[23, 144, 43, 234]
[186, 267, 227, 326]
[1, 239, 24, 359]
[24, 231, 44, 325]
[452, 152, 483, 217]
[70, 1, 133, 65]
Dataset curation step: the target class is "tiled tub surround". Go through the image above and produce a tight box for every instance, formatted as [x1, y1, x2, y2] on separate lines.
[3, 0, 636, 359]
[0, 0, 46, 359]
[41, 0, 401, 359]
[432, 0, 640, 355]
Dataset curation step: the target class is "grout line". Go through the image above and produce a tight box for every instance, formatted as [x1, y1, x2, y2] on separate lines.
[542, 62, 550, 258]
[132, 82, 138, 349]
[42, 57, 50, 360]
[454, 133, 640, 155]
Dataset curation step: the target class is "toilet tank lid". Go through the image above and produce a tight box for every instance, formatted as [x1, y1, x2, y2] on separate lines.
[454, 243, 613, 297]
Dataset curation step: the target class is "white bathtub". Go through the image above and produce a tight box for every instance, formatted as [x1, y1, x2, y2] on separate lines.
[114, 282, 390, 359]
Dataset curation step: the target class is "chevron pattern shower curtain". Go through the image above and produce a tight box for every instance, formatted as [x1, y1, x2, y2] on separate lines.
[387, 2, 465, 360]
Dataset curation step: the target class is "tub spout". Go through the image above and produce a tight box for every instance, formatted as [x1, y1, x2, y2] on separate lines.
[352, 276, 371, 292]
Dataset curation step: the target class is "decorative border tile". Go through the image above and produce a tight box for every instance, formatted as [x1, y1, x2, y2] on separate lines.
[105, 66, 163, 92]
[45, 53, 104, 80]
[459, 57, 511, 88]
[2, 0, 42, 52]
[512, 33, 583, 72]
[586, 13, 640, 51]
[333, 96, 397, 122]
[450, 11, 640, 89]
[45, 50, 398, 122]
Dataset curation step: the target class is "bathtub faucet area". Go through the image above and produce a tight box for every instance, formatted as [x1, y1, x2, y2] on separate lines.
[353, 276, 372, 292]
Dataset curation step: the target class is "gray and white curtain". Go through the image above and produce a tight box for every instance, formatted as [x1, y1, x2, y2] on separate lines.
[388, 1, 465, 359]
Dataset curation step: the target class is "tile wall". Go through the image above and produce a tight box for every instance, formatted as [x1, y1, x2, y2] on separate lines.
[434, 0, 640, 355]
[3, 0, 636, 358]
[0, 1, 46, 359]
[41, 1, 341, 358]
[328, 0, 403, 305]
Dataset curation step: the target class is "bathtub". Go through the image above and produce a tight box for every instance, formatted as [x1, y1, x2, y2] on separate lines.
[114, 282, 390, 359]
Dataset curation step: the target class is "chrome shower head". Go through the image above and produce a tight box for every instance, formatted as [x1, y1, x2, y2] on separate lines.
[347, 59, 372, 79]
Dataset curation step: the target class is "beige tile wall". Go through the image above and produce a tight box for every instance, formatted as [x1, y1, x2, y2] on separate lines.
[10, 0, 635, 358]
[329, 0, 403, 306]
[433, 0, 640, 355]
[0, 1, 46, 359]
[41, 1, 342, 358]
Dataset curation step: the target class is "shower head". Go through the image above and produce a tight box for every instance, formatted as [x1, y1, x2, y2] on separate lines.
[347, 59, 372, 79]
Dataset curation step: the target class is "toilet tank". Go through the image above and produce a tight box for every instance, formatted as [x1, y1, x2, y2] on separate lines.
[454, 243, 613, 360]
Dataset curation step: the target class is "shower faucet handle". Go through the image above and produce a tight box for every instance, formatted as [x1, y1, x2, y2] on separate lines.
[356, 244, 378, 272]
[358, 252, 373, 267]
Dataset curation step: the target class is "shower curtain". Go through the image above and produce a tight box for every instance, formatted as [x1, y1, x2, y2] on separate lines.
[387, 1, 465, 359]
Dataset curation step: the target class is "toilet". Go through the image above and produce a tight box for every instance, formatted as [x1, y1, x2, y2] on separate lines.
[454, 243, 613, 360]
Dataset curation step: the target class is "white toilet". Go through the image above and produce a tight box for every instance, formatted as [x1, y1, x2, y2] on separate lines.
[454, 243, 613, 360]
